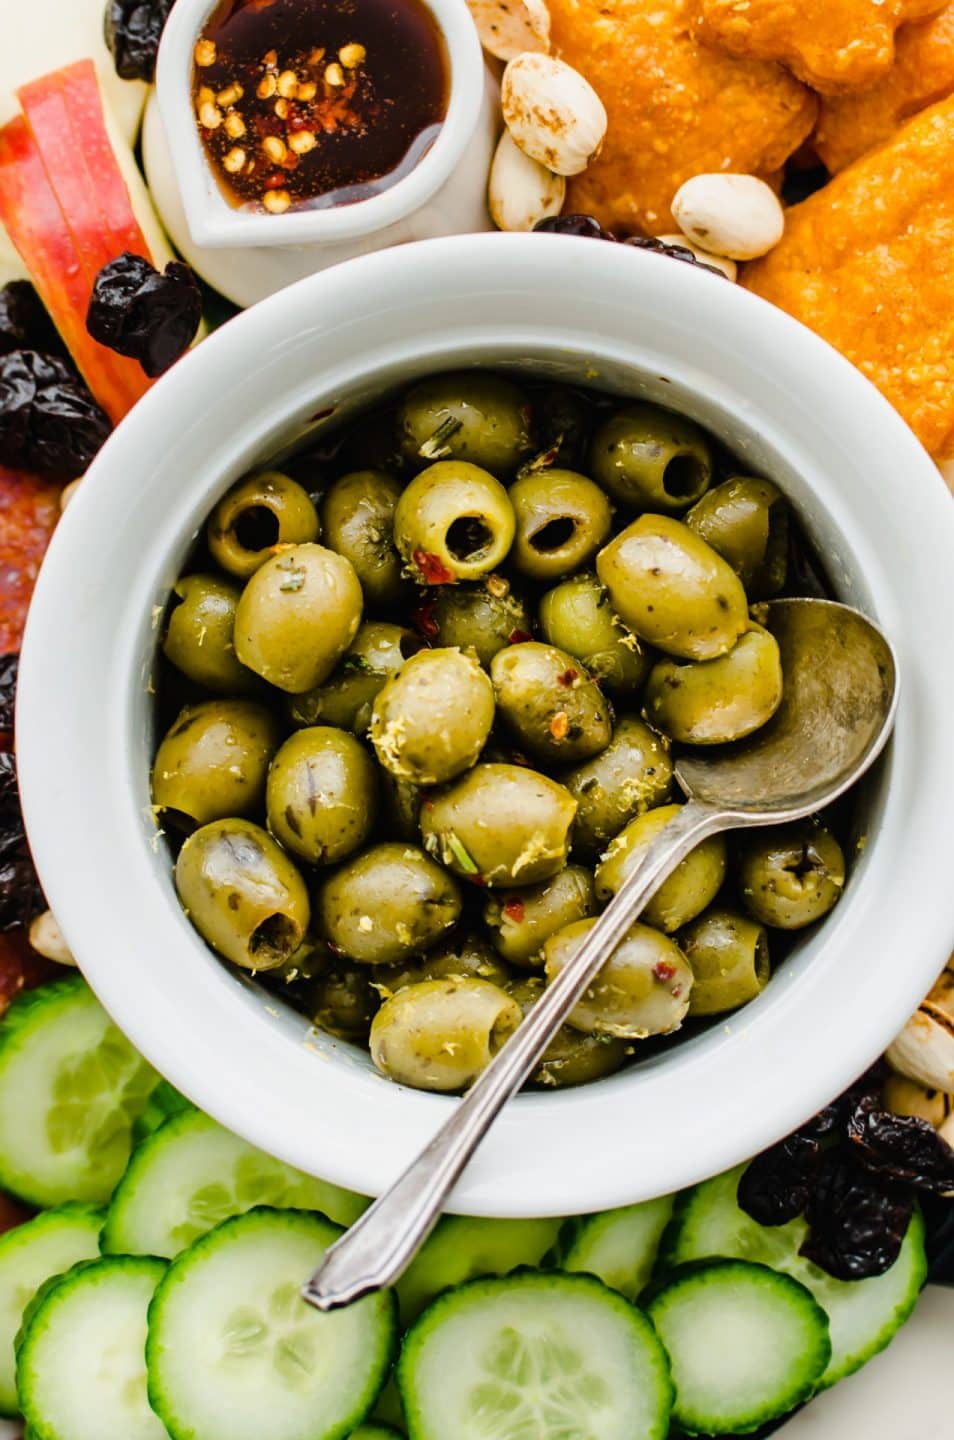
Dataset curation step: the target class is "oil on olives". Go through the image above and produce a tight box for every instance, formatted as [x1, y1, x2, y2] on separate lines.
[738, 822, 846, 929]
[370, 977, 523, 1091]
[643, 623, 783, 746]
[483, 866, 595, 969]
[538, 573, 647, 694]
[595, 804, 727, 933]
[394, 461, 516, 584]
[544, 918, 693, 1039]
[396, 372, 533, 477]
[490, 641, 612, 764]
[162, 573, 258, 694]
[680, 908, 770, 1017]
[316, 842, 462, 964]
[686, 476, 789, 596]
[207, 471, 320, 579]
[507, 976, 629, 1087]
[287, 621, 421, 735]
[152, 700, 281, 832]
[509, 469, 612, 581]
[588, 403, 713, 512]
[266, 727, 377, 865]
[563, 716, 674, 858]
[416, 581, 532, 668]
[320, 470, 405, 608]
[370, 648, 495, 785]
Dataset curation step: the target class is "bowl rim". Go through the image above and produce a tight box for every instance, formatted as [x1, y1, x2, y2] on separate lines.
[16, 233, 954, 1216]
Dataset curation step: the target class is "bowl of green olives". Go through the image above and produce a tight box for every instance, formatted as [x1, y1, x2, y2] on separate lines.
[17, 233, 954, 1216]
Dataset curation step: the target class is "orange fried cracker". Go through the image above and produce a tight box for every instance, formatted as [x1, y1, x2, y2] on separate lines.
[815, 4, 954, 170]
[549, 0, 816, 237]
[744, 98, 954, 459]
[692, 0, 944, 94]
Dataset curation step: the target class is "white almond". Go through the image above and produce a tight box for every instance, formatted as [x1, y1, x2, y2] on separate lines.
[502, 53, 607, 178]
[28, 909, 76, 966]
[887, 967, 954, 1093]
[671, 174, 784, 262]
[467, 0, 550, 60]
[656, 233, 737, 281]
[488, 129, 565, 232]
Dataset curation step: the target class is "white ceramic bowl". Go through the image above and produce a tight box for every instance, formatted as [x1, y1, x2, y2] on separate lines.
[16, 235, 954, 1216]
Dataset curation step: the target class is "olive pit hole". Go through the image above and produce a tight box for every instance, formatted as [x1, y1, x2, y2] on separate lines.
[446, 515, 493, 561]
[529, 516, 576, 552]
[233, 504, 280, 554]
[249, 913, 299, 965]
[662, 453, 705, 501]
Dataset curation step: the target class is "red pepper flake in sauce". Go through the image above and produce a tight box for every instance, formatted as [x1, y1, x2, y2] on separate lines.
[503, 897, 525, 924]
[508, 628, 533, 644]
[413, 549, 456, 586]
[653, 960, 677, 982]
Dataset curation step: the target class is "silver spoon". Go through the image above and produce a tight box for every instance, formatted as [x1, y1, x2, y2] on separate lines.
[302, 597, 897, 1311]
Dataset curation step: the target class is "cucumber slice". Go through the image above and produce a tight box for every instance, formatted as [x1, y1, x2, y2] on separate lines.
[397, 1271, 673, 1440]
[646, 1259, 831, 1435]
[132, 1081, 194, 1144]
[350, 1428, 403, 1439]
[663, 1164, 928, 1387]
[558, 1195, 673, 1300]
[16, 1255, 167, 1440]
[102, 1108, 367, 1257]
[0, 979, 156, 1206]
[147, 1207, 397, 1440]
[0, 1205, 103, 1416]
[397, 1216, 561, 1324]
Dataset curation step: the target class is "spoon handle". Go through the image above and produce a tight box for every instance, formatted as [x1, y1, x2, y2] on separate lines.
[302, 799, 724, 1312]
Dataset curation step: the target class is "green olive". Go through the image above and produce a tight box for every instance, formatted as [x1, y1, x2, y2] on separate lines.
[544, 918, 693, 1038]
[417, 580, 532, 667]
[287, 621, 422, 734]
[162, 574, 258, 694]
[369, 977, 523, 1091]
[152, 700, 281, 832]
[686, 477, 789, 596]
[375, 933, 512, 995]
[679, 908, 770, 1017]
[320, 470, 405, 608]
[506, 976, 628, 1087]
[523, 385, 590, 472]
[563, 716, 674, 859]
[588, 404, 713, 512]
[174, 818, 310, 970]
[738, 822, 846, 930]
[234, 543, 363, 693]
[265, 727, 377, 866]
[596, 515, 748, 660]
[483, 866, 595, 969]
[508, 469, 612, 582]
[336, 407, 402, 474]
[370, 648, 495, 785]
[420, 763, 577, 886]
[595, 804, 727, 932]
[643, 623, 783, 745]
[394, 461, 516, 585]
[316, 842, 462, 964]
[490, 642, 612, 764]
[207, 472, 320, 578]
[396, 372, 533, 477]
[538, 573, 647, 693]
[267, 936, 332, 989]
[307, 963, 380, 1039]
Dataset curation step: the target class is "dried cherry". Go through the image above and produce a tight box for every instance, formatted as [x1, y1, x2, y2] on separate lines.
[847, 1091, 954, 1193]
[0, 351, 111, 480]
[800, 1150, 914, 1281]
[0, 751, 45, 931]
[87, 253, 202, 379]
[622, 235, 728, 276]
[0, 283, 65, 361]
[0, 655, 16, 741]
[533, 214, 615, 241]
[737, 1131, 824, 1226]
[104, 0, 176, 83]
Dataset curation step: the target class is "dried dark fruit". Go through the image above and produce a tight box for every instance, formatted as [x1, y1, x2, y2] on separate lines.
[921, 1192, 954, 1287]
[737, 1131, 825, 1226]
[623, 235, 728, 277]
[87, 253, 202, 379]
[533, 214, 615, 241]
[0, 351, 111, 480]
[0, 751, 45, 931]
[800, 1150, 914, 1281]
[0, 282, 66, 361]
[104, 0, 176, 83]
[847, 1091, 954, 1194]
[0, 654, 16, 740]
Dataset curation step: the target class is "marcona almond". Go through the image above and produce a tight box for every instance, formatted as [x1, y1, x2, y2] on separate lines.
[467, 0, 550, 61]
[672, 174, 784, 262]
[488, 129, 564, 232]
[886, 965, 954, 1093]
[28, 910, 76, 966]
[882, 1071, 953, 1128]
[502, 53, 606, 178]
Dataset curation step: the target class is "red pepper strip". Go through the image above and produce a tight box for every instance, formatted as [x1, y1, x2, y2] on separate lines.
[0, 468, 60, 654]
[0, 117, 146, 424]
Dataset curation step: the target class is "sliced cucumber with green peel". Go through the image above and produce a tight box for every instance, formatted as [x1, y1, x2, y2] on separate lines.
[132, 1080, 194, 1143]
[558, 1195, 673, 1300]
[350, 1427, 404, 1439]
[662, 1164, 928, 1387]
[0, 979, 156, 1206]
[0, 1205, 104, 1416]
[397, 1216, 561, 1323]
[102, 1108, 367, 1257]
[16, 1255, 167, 1440]
[647, 1259, 831, 1435]
[147, 1207, 397, 1440]
[397, 1271, 672, 1440]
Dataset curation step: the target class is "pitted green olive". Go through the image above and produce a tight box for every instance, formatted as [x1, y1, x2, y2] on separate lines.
[483, 866, 595, 969]
[370, 648, 495, 785]
[234, 543, 363, 693]
[679, 908, 770, 1017]
[207, 472, 320, 578]
[686, 476, 788, 596]
[162, 574, 258, 695]
[265, 727, 377, 865]
[175, 819, 310, 971]
[152, 700, 281, 832]
[418, 581, 532, 667]
[508, 469, 612, 582]
[544, 918, 693, 1038]
[375, 933, 513, 996]
[595, 804, 727, 932]
[490, 642, 612, 764]
[739, 822, 846, 929]
[563, 716, 674, 859]
[643, 624, 783, 746]
[287, 621, 422, 734]
[506, 977, 628, 1088]
[370, 977, 523, 1091]
[316, 842, 462, 964]
[308, 963, 380, 1039]
[596, 516, 748, 660]
[394, 461, 516, 584]
[538, 572, 647, 693]
[526, 385, 590, 472]
[320, 469, 405, 609]
[588, 404, 713, 512]
[397, 372, 533, 477]
[420, 763, 577, 886]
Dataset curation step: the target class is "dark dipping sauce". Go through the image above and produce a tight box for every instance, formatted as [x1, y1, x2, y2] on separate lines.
[193, 0, 448, 215]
